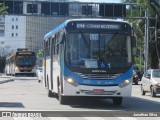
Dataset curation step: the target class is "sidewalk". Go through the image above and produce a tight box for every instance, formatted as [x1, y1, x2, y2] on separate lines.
[0, 73, 14, 84]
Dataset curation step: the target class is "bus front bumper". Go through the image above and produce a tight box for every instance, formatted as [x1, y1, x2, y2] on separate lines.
[62, 80, 132, 97]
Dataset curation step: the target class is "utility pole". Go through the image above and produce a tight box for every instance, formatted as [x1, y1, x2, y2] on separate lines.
[140, 38, 142, 71]
[144, 8, 149, 72]
[155, 15, 160, 68]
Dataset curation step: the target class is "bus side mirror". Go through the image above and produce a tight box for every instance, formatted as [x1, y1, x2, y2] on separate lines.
[132, 36, 136, 47]
[132, 36, 136, 55]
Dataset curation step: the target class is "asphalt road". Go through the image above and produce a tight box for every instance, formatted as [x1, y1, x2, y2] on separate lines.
[0, 76, 160, 119]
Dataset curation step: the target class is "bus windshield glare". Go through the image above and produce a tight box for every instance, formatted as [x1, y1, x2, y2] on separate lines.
[16, 55, 36, 66]
[65, 33, 132, 69]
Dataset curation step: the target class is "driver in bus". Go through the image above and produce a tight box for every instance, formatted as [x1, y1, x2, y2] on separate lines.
[106, 43, 120, 57]
[105, 43, 121, 68]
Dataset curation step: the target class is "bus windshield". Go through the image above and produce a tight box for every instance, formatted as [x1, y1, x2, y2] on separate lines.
[15, 55, 36, 67]
[65, 33, 132, 69]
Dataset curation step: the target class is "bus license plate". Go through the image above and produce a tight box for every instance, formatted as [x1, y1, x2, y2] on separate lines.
[93, 89, 104, 94]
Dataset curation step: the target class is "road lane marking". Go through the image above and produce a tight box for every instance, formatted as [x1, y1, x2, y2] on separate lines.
[117, 117, 137, 120]
[13, 117, 33, 120]
[83, 117, 108, 120]
[48, 117, 69, 120]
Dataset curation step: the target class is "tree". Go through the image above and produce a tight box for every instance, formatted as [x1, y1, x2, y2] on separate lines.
[149, 0, 160, 18]
[122, 0, 160, 69]
[0, 2, 8, 15]
[121, 0, 146, 70]
[147, 0, 160, 69]
[36, 49, 43, 57]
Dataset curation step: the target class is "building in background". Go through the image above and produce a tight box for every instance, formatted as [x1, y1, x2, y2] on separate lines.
[0, 16, 5, 56]
[4, 15, 67, 54]
[0, 0, 124, 56]
[0, 0, 71, 55]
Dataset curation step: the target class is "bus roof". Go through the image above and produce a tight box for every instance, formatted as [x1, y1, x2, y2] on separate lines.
[44, 19, 130, 40]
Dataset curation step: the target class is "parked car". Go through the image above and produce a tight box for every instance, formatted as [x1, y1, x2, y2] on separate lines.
[141, 69, 160, 97]
[37, 68, 43, 83]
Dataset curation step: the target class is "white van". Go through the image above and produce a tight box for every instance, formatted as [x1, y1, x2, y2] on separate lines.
[141, 69, 160, 97]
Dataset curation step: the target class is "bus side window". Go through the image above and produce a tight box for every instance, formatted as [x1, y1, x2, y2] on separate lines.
[48, 38, 51, 56]
[52, 37, 55, 55]
[45, 41, 48, 56]
[55, 33, 59, 55]
[45, 40, 49, 57]
[57, 44, 59, 55]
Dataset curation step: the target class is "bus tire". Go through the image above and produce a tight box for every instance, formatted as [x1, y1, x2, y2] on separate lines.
[112, 97, 122, 106]
[47, 76, 55, 97]
[48, 90, 55, 97]
[58, 86, 66, 104]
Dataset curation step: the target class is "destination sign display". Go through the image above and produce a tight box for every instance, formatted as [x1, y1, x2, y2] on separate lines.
[16, 52, 35, 56]
[76, 23, 121, 30]
[66, 21, 131, 33]
[18, 52, 32, 55]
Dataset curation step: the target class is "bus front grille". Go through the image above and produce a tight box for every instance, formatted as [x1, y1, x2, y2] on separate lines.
[75, 72, 121, 80]
[80, 89, 117, 95]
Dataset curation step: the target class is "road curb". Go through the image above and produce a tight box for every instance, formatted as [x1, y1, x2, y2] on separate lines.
[0, 79, 14, 84]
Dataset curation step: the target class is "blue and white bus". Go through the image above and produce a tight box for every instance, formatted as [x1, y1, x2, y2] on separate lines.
[43, 19, 134, 105]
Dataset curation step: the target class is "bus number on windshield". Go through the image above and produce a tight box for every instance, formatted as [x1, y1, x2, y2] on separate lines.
[90, 34, 98, 40]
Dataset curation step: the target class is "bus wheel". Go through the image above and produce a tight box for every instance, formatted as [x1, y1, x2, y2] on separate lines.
[58, 86, 66, 104]
[112, 97, 122, 106]
[48, 90, 55, 97]
[47, 79, 55, 97]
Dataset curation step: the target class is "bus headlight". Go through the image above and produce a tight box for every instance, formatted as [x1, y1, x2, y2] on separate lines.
[118, 79, 130, 88]
[66, 78, 79, 86]
[15, 67, 18, 70]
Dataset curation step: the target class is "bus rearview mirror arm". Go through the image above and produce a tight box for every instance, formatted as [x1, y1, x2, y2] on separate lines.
[60, 35, 65, 44]
[132, 36, 136, 48]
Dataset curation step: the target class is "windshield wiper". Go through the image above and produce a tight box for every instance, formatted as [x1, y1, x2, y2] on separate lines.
[81, 33, 90, 48]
